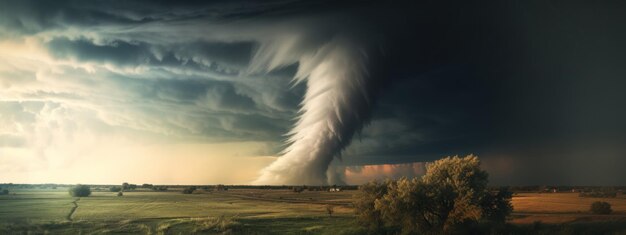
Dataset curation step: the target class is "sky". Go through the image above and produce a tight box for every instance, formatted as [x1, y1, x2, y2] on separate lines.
[1, 0, 626, 185]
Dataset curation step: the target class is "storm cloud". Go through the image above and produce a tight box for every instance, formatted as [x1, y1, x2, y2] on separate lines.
[1, 0, 626, 185]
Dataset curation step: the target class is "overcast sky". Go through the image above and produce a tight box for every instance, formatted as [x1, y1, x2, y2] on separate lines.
[1, 0, 625, 185]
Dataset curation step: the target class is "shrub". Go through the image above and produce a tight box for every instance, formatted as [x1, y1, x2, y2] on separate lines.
[0, 188, 9, 195]
[117, 192, 123, 197]
[590, 201, 612, 214]
[122, 182, 137, 191]
[182, 186, 197, 194]
[354, 155, 512, 234]
[69, 185, 91, 197]
[109, 186, 122, 192]
[216, 184, 228, 191]
[153, 186, 168, 191]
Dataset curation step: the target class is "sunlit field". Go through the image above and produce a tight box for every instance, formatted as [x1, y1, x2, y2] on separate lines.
[2, 187, 626, 234]
[0, 187, 357, 234]
[510, 192, 626, 224]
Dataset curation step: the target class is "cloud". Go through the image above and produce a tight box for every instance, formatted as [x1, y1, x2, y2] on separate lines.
[0, 134, 26, 147]
[1, 0, 626, 185]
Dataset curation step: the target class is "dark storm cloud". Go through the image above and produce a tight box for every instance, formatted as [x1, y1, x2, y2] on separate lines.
[3, 0, 626, 184]
[336, 1, 626, 185]
[46, 37, 254, 71]
[340, 66, 495, 165]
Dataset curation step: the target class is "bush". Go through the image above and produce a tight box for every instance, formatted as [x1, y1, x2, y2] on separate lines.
[0, 188, 9, 195]
[109, 186, 122, 192]
[69, 185, 91, 197]
[354, 155, 512, 234]
[117, 192, 123, 197]
[590, 201, 612, 214]
[153, 186, 168, 191]
[182, 186, 197, 194]
[122, 182, 137, 191]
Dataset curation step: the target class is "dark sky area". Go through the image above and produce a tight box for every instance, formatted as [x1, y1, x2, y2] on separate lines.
[1, 0, 625, 185]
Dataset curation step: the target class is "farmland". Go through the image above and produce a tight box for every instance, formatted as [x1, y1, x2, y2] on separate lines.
[1, 187, 626, 234]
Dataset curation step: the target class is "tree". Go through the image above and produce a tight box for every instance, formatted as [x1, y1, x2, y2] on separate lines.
[182, 186, 197, 194]
[153, 186, 168, 191]
[109, 186, 122, 192]
[69, 185, 91, 197]
[354, 155, 512, 234]
[216, 184, 228, 191]
[353, 180, 391, 231]
[122, 182, 137, 191]
[481, 187, 513, 224]
[590, 201, 612, 214]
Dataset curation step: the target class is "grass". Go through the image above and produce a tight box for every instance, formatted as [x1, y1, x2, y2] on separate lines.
[1, 188, 626, 234]
[0, 188, 356, 234]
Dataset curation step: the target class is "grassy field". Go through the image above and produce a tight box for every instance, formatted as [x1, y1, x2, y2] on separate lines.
[0, 188, 359, 234]
[2, 188, 626, 234]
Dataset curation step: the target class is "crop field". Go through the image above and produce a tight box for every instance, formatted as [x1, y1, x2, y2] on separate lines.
[1, 188, 626, 234]
[510, 192, 626, 224]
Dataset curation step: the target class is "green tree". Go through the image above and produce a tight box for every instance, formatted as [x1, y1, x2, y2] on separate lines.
[590, 201, 612, 214]
[353, 180, 390, 231]
[354, 155, 512, 234]
[481, 187, 513, 224]
[109, 186, 122, 192]
[69, 185, 91, 197]
[182, 186, 197, 194]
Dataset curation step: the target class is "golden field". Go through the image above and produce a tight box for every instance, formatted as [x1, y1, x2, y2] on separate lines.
[510, 192, 626, 224]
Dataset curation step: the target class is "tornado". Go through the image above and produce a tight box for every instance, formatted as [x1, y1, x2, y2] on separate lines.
[253, 37, 380, 185]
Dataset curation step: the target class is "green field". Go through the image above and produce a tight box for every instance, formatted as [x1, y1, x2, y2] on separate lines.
[0, 188, 360, 234]
[3, 188, 626, 234]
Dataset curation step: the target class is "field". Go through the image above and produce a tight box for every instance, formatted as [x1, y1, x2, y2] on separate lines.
[2, 188, 626, 234]
[511, 192, 626, 224]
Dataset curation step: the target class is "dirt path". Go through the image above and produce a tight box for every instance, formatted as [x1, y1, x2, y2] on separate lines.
[67, 198, 80, 221]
